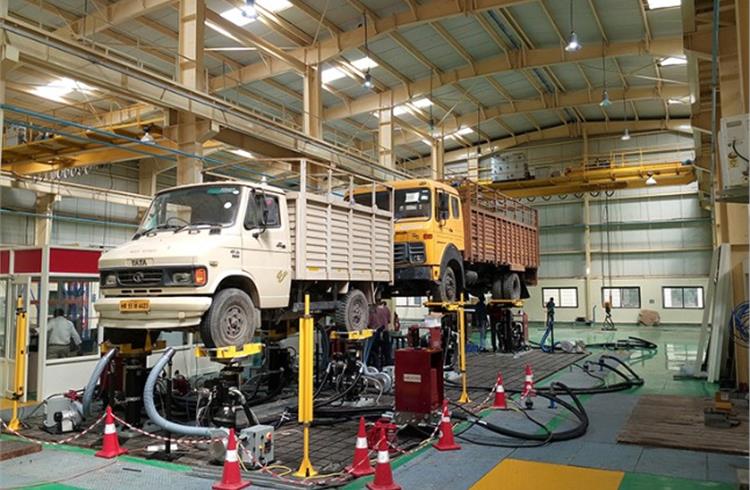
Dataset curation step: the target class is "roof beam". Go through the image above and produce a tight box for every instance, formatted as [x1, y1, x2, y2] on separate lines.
[403, 118, 692, 168]
[53, 0, 173, 39]
[208, 0, 538, 92]
[325, 37, 683, 120]
[204, 9, 306, 74]
[389, 85, 688, 147]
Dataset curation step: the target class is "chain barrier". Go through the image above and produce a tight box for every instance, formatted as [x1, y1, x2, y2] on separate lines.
[110, 412, 226, 445]
[0, 413, 105, 446]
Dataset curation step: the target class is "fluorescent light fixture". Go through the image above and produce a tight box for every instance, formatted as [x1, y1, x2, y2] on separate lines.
[351, 57, 378, 71]
[565, 31, 581, 52]
[33, 77, 93, 102]
[621, 128, 631, 141]
[667, 98, 686, 105]
[645, 174, 657, 185]
[659, 56, 687, 66]
[421, 139, 432, 146]
[678, 124, 692, 130]
[321, 67, 346, 83]
[599, 90, 612, 107]
[393, 105, 409, 116]
[646, 0, 681, 9]
[455, 127, 474, 136]
[230, 149, 254, 158]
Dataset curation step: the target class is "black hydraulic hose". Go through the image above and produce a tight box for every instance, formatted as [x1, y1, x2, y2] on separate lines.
[81, 346, 118, 418]
[451, 382, 589, 442]
[314, 367, 364, 408]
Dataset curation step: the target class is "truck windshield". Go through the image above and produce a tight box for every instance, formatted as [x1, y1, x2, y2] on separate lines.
[136, 185, 242, 236]
[353, 188, 431, 220]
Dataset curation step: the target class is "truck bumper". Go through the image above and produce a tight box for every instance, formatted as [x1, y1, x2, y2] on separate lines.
[395, 266, 434, 281]
[94, 296, 212, 330]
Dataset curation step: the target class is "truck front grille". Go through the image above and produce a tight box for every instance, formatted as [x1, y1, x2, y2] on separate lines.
[394, 242, 425, 265]
[117, 269, 164, 286]
[394, 243, 408, 264]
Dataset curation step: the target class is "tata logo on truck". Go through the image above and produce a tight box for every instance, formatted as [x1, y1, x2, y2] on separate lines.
[130, 258, 148, 266]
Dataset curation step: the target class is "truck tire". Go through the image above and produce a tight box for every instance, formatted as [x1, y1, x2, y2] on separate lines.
[201, 288, 257, 348]
[335, 289, 369, 331]
[432, 266, 458, 303]
[492, 273, 521, 300]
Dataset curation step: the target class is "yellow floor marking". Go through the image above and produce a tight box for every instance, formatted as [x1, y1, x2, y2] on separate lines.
[471, 459, 624, 490]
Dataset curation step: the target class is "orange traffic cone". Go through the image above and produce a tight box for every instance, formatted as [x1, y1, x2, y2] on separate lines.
[492, 371, 508, 409]
[212, 428, 250, 490]
[521, 364, 536, 400]
[433, 399, 461, 451]
[347, 417, 375, 477]
[367, 428, 401, 490]
[95, 406, 128, 459]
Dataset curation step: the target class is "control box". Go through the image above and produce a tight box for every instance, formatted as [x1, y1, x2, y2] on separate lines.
[718, 113, 749, 199]
[239, 425, 274, 468]
[394, 348, 443, 416]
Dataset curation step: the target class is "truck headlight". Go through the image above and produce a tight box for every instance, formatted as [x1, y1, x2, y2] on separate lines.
[102, 274, 117, 287]
[171, 271, 192, 285]
[411, 253, 425, 264]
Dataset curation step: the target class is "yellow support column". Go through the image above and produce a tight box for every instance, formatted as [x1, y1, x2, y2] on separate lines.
[457, 294, 471, 404]
[294, 295, 317, 477]
[8, 296, 28, 430]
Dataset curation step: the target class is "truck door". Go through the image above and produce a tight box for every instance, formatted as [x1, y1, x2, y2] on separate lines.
[242, 190, 292, 309]
[435, 189, 462, 253]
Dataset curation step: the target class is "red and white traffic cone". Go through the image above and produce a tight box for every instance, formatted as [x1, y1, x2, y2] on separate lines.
[347, 417, 375, 477]
[367, 428, 401, 490]
[433, 399, 461, 451]
[212, 428, 250, 490]
[95, 406, 128, 459]
[492, 371, 508, 409]
[520, 364, 536, 407]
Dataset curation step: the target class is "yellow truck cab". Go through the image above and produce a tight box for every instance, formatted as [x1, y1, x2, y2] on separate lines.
[352, 180, 464, 301]
[352, 179, 539, 303]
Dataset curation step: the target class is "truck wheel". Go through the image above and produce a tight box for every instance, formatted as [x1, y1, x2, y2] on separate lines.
[432, 266, 458, 303]
[335, 289, 369, 331]
[492, 273, 521, 300]
[201, 288, 257, 348]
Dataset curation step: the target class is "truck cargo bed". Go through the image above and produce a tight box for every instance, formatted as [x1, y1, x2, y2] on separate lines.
[459, 183, 539, 272]
[288, 192, 393, 282]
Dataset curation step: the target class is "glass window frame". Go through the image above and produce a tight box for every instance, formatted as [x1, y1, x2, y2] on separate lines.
[601, 287, 641, 309]
[662, 286, 704, 309]
[541, 287, 579, 308]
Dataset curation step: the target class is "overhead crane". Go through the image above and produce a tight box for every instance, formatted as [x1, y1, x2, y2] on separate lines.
[482, 161, 696, 198]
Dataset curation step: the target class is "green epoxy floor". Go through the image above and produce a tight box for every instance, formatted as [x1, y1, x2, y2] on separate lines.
[4, 325, 744, 490]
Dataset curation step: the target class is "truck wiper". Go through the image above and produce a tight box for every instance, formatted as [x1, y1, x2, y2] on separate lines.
[172, 221, 219, 234]
[133, 223, 178, 239]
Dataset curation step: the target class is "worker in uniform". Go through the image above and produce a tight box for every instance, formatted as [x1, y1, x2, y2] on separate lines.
[474, 295, 489, 352]
[372, 301, 392, 369]
[546, 297, 556, 328]
[47, 308, 82, 358]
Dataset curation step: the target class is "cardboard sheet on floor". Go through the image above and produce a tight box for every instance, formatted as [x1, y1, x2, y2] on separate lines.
[618, 395, 749, 455]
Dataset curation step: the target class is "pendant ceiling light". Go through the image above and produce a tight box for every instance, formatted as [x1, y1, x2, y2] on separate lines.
[565, 0, 582, 52]
[362, 14, 374, 90]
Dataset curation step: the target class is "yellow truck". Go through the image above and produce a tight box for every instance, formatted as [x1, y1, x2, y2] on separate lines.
[352, 179, 539, 302]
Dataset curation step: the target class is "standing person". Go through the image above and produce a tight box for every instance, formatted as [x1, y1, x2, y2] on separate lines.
[474, 295, 489, 352]
[47, 308, 81, 358]
[377, 301, 393, 366]
[546, 297, 555, 327]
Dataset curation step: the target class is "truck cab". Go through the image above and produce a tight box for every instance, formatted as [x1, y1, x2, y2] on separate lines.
[352, 180, 465, 301]
[95, 181, 292, 347]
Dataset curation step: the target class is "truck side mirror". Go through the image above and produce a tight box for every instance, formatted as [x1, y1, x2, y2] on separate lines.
[438, 192, 450, 221]
[253, 192, 269, 238]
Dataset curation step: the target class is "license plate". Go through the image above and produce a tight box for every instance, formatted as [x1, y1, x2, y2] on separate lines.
[119, 299, 150, 313]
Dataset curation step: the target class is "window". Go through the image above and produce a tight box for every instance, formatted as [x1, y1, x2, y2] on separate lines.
[351, 190, 391, 211]
[245, 193, 281, 229]
[542, 288, 578, 308]
[602, 287, 641, 309]
[663, 287, 704, 309]
[450, 196, 460, 219]
[394, 188, 431, 220]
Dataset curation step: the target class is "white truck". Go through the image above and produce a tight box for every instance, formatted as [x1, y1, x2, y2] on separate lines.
[94, 180, 393, 347]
